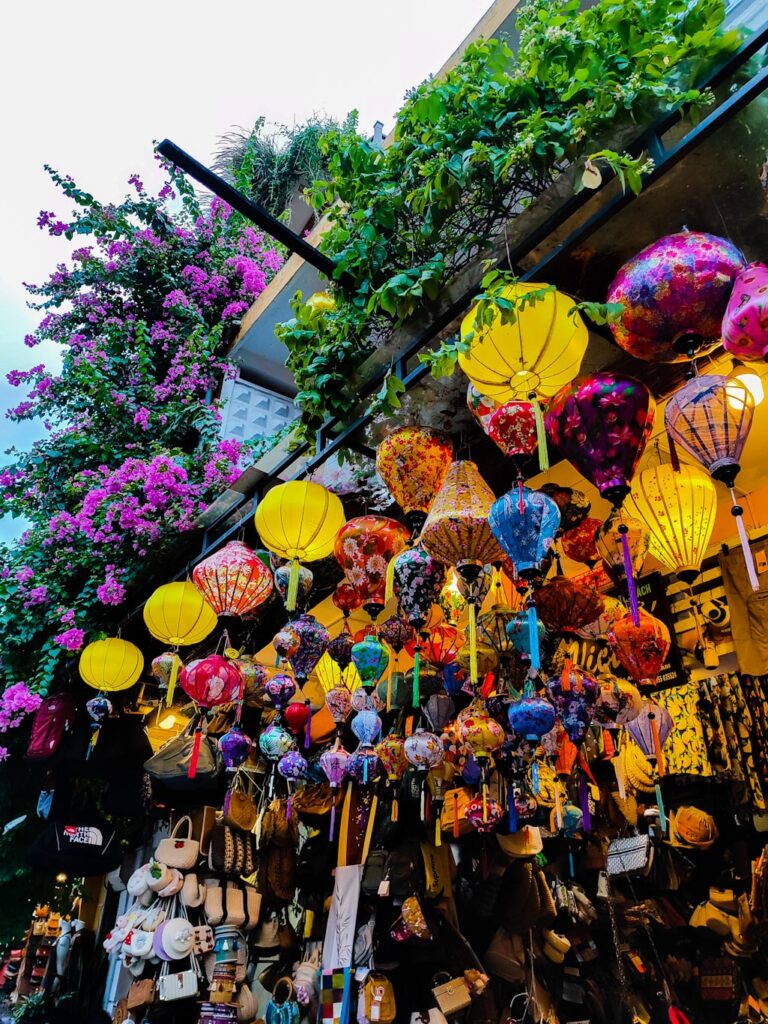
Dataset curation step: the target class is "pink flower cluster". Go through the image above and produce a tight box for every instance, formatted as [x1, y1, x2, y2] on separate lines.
[0, 682, 42, 732]
[53, 627, 86, 651]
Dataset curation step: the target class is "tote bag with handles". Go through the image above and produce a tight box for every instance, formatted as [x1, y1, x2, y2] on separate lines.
[156, 815, 200, 869]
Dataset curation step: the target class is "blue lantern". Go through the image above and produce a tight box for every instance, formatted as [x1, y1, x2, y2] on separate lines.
[489, 487, 560, 577]
[351, 708, 382, 747]
[508, 681, 556, 741]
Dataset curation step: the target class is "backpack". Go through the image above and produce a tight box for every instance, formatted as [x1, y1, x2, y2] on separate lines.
[26, 693, 76, 760]
[359, 972, 396, 1024]
[29, 818, 121, 876]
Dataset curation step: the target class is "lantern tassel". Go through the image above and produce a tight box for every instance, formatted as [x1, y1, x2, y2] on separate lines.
[508, 786, 518, 833]
[561, 657, 573, 693]
[527, 605, 540, 671]
[87, 729, 99, 759]
[304, 702, 312, 750]
[619, 526, 641, 627]
[286, 558, 301, 611]
[387, 655, 395, 713]
[385, 552, 398, 605]
[391, 793, 398, 823]
[531, 395, 549, 472]
[188, 723, 203, 779]
[531, 757, 540, 795]
[613, 755, 626, 800]
[554, 783, 563, 830]
[731, 490, 760, 592]
[579, 774, 592, 832]
[166, 652, 180, 707]
[650, 714, 665, 776]
[603, 729, 615, 759]
[655, 783, 667, 833]
[453, 791, 460, 840]
[468, 603, 478, 686]
[667, 429, 681, 473]
[329, 800, 336, 841]
[412, 645, 421, 709]
[435, 816, 441, 847]
[518, 477, 525, 515]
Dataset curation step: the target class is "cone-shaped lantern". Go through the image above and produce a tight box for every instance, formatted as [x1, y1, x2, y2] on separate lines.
[609, 610, 671, 688]
[375, 427, 453, 534]
[625, 463, 716, 583]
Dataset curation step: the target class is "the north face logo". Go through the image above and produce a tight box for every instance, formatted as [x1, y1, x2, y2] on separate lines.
[63, 825, 103, 846]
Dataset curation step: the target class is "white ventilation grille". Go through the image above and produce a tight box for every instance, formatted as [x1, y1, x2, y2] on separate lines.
[219, 376, 297, 443]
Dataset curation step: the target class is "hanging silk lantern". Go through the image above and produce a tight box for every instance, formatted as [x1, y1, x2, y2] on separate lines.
[467, 383, 498, 432]
[274, 563, 314, 610]
[151, 652, 175, 689]
[377, 734, 408, 781]
[424, 694, 456, 733]
[259, 723, 294, 762]
[538, 484, 591, 532]
[240, 660, 269, 705]
[607, 231, 746, 362]
[278, 750, 308, 782]
[457, 642, 497, 679]
[85, 695, 112, 755]
[478, 604, 517, 660]
[219, 725, 252, 770]
[608, 610, 671, 688]
[325, 686, 353, 725]
[545, 373, 655, 507]
[404, 729, 444, 770]
[594, 675, 642, 728]
[626, 701, 673, 776]
[143, 581, 217, 704]
[320, 742, 349, 838]
[546, 664, 599, 745]
[379, 615, 414, 653]
[288, 613, 330, 682]
[439, 570, 467, 626]
[625, 463, 716, 583]
[327, 631, 354, 671]
[535, 576, 605, 633]
[353, 625, 377, 643]
[347, 748, 382, 785]
[561, 518, 601, 567]
[181, 655, 242, 709]
[79, 638, 144, 692]
[575, 595, 625, 642]
[273, 626, 300, 662]
[192, 540, 273, 618]
[351, 636, 389, 688]
[264, 672, 297, 710]
[392, 547, 445, 629]
[315, 652, 360, 694]
[416, 624, 464, 669]
[488, 399, 546, 486]
[723, 262, 768, 360]
[255, 481, 345, 611]
[375, 427, 454, 534]
[421, 461, 503, 577]
[466, 796, 503, 833]
[332, 582, 364, 618]
[351, 708, 382, 747]
[508, 681, 556, 740]
[459, 282, 588, 402]
[459, 713, 505, 759]
[665, 373, 759, 590]
[490, 487, 560, 577]
[506, 612, 546, 663]
[283, 701, 310, 736]
[595, 511, 649, 627]
[334, 516, 410, 618]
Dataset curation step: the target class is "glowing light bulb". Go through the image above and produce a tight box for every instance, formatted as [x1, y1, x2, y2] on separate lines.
[729, 363, 764, 408]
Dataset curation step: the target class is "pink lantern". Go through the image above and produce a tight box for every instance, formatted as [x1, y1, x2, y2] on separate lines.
[319, 742, 350, 838]
[723, 263, 768, 361]
[180, 655, 242, 709]
[192, 540, 274, 617]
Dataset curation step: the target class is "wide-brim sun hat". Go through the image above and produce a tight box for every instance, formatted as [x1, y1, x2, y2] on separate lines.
[496, 825, 543, 858]
[162, 917, 196, 959]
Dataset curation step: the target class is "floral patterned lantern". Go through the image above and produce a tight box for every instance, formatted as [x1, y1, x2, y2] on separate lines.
[332, 582, 364, 618]
[508, 681, 557, 741]
[466, 796, 503, 833]
[439, 570, 467, 626]
[487, 400, 546, 488]
[609, 610, 671, 688]
[561, 517, 601, 567]
[180, 655, 242, 709]
[327, 631, 355, 671]
[535, 576, 605, 633]
[274, 564, 314, 610]
[375, 427, 454, 534]
[288, 613, 330, 683]
[192, 540, 273, 618]
[351, 636, 389, 688]
[376, 734, 408, 821]
[219, 725, 252, 770]
[273, 626, 300, 662]
[151, 652, 175, 689]
[414, 624, 464, 669]
[392, 547, 445, 629]
[594, 675, 642, 728]
[723, 262, 768, 360]
[404, 729, 444, 770]
[575, 595, 625, 642]
[325, 686, 353, 725]
[607, 231, 746, 362]
[351, 708, 382, 748]
[544, 372, 656, 507]
[490, 486, 560, 577]
[467, 383, 497, 433]
[624, 463, 716, 583]
[278, 750, 308, 781]
[240, 660, 269, 705]
[347, 748, 383, 786]
[264, 672, 297, 710]
[379, 615, 414, 653]
[258, 723, 294, 762]
[538, 484, 592, 532]
[334, 516, 410, 619]
[319, 742, 349, 838]
[546, 663, 599, 745]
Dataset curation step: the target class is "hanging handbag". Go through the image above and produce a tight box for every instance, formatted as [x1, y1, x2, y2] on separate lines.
[112, 999, 129, 1024]
[222, 775, 257, 833]
[362, 849, 389, 896]
[172, 805, 217, 856]
[266, 977, 301, 1024]
[126, 977, 155, 1010]
[431, 974, 471, 1017]
[606, 834, 653, 877]
[439, 789, 474, 838]
[145, 720, 222, 789]
[158, 955, 200, 1001]
[156, 815, 200, 869]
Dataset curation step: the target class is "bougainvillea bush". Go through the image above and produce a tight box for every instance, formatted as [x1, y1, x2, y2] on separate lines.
[0, 164, 285, 694]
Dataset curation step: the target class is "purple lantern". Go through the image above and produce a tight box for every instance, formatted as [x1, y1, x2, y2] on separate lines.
[607, 231, 746, 362]
[288, 614, 330, 682]
[219, 725, 252, 770]
[347, 748, 382, 786]
[319, 743, 350, 838]
[546, 664, 599, 745]
[379, 615, 414, 653]
[508, 682, 556, 741]
[545, 372, 655, 507]
[626, 701, 673, 760]
[264, 672, 296, 710]
[327, 631, 354, 670]
[277, 750, 308, 781]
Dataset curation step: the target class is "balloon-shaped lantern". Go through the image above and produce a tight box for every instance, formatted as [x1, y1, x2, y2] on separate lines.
[274, 563, 314, 610]
[545, 373, 655, 507]
[575, 595, 625, 642]
[392, 546, 446, 706]
[665, 373, 759, 589]
[378, 614, 415, 711]
[332, 582, 363, 618]
[723, 262, 768, 361]
[626, 699, 674, 824]
[273, 625, 300, 662]
[351, 636, 389, 689]
[546, 663, 599, 745]
[264, 672, 297, 710]
[490, 486, 560, 577]
[192, 540, 273, 618]
[609, 610, 671, 688]
[467, 383, 498, 433]
[376, 734, 408, 822]
[508, 682, 557, 741]
[607, 231, 746, 362]
[180, 655, 243, 779]
[144, 581, 217, 704]
[459, 282, 588, 403]
[79, 638, 144, 693]
[319, 742, 349, 838]
[151, 652, 175, 689]
[487, 400, 546, 494]
[625, 463, 716, 583]
[327, 630, 355, 671]
[375, 427, 453, 534]
[460, 709, 505, 823]
[404, 729, 444, 771]
[421, 461, 503, 577]
[288, 614, 330, 683]
[259, 723, 294, 762]
[255, 481, 345, 611]
[334, 516, 410, 619]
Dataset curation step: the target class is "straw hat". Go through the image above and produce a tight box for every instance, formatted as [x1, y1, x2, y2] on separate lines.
[496, 825, 543, 858]
[158, 868, 184, 898]
[668, 806, 718, 849]
[162, 918, 196, 959]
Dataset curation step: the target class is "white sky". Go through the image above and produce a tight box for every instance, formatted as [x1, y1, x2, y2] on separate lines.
[0, 0, 492, 540]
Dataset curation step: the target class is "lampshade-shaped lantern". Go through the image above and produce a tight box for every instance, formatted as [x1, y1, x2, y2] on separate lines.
[334, 516, 410, 619]
[609, 610, 671, 688]
[625, 463, 716, 583]
[255, 481, 345, 611]
[143, 581, 217, 705]
[665, 373, 759, 590]
[192, 541, 273, 617]
[490, 487, 560, 577]
[315, 651, 361, 694]
[79, 638, 144, 692]
[595, 511, 649, 626]
[545, 373, 656, 507]
[375, 427, 453, 534]
[723, 262, 768, 361]
[459, 282, 588, 402]
[607, 231, 746, 362]
[535, 576, 605, 633]
[288, 613, 330, 683]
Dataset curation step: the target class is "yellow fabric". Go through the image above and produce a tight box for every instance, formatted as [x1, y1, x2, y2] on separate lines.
[79, 637, 144, 692]
[656, 682, 712, 777]
[255, 481, 345, 562]
[143, 581, 217, 646]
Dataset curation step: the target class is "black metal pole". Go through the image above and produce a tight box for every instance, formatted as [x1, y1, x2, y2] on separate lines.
[155, 138, 347, 285]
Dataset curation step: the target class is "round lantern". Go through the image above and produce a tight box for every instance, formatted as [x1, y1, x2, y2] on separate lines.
[316, 652, 361, 693]
[219, 725, 252, 770]
[259, 724, 294, 762]
[723, 262, 768, 361]
[459, 282, 588, 401]
[607, 231, 746, 362]
[544, 373, 655, 507]
[377, 734, 408, 781]
[508, 682, 557, 741]
[284, 701, 310, 736]
[466, 796, 503, 833]
[332, 583, 363, 617]
[490, 486, 560, 577]
[320, 742, 350, 838]
[561, 517, 601, 566]
[624, 463, 716, 583]
[594, 676, 642, 728]
[539, 484, 592, 532]
[180, 655, 242, 709]
[151, 652, 175, 689]
[378, 615, 414, 653]
[255, 481, 345, 610]
[351, 637, 389, 688]
[404, 729, 444, 770]
[506, 613, 546, 663]
[546, 664, 599, 745]
[459, 713, 505, 759]
[351, 708, 382, 747]
[535, 576, 605, 633]
[264, 672, 297, 710]
[274, 563, 314, 609]
[277, 750, 308, 781]
[192, 540, 273, 618]
[375, 427, 454, 534]
[79, 637, 144, 692]
[347, 748, 382, 786]
[609, 610, 671, 687]
[288, 614, 330, 682]
[487, 400, 543, 477]
[143, 581, 217, 705]
[325, 686, 353, 725]
[334, 516, 410, 618]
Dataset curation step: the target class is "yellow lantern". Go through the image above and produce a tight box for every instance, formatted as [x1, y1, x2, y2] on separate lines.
[315, 652, 361, 694]
[459, 282, 588, 402]
[375, 427, 453, 533]
[624, 463, 716, 583]
[255, 481, 345, 611]
[79, 637, 144, 692]
[143, 581, 218, 704]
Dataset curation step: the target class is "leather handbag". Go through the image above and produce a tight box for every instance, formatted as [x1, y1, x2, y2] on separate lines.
[156, 815, 200, 869]
[606, 834, 653, 877]
[431, 974, 471, 1017]
[126, 977, 155, 1010]
[145, 722, 222, 789]
[222, 775, 257, 833]
[112, 999, 129, 1024]
[158, 956, 200, 1001]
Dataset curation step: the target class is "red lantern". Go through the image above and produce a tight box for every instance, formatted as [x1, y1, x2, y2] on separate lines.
[560, 517, 601, 566]
[488, 401, 538, 464]
[608, 610, 671, 687]
[284, 701, 311, 735]
[353, 625, 377, 643]
[180, 655, 242, 709]
[334, 516, 410, 618]
[192, 540, 274, 617]
[332, 582, 363, 617]
[535, 576, 605, 633]
[407, 624, 464, 669]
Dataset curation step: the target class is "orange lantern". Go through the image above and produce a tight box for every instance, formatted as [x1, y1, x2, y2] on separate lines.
[375, 427, 453, 534]
[334, 516, 410, 619]
[535, 576, 605, 633]
[192, 540, 273, 617]
[608, 610, 671, 688]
